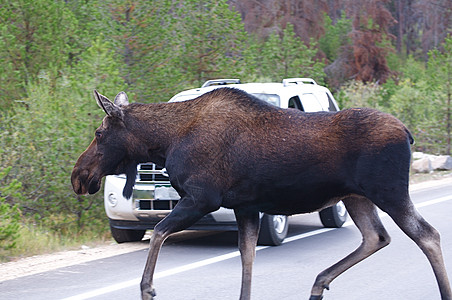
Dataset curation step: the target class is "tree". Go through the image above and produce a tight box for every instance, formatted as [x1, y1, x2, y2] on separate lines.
[173, 0, 248, 87]
[96, 0, 178, 102]
[318, 12, 352, 63]
[0, 167, 22, 258]
[230, 0, 328, 42]
[0, 32, 125, 233]
[428, 36, 452, 154]
[256, 23, 325, 83]
[0, 0, 84, 109]
[343, 0, 395, 83]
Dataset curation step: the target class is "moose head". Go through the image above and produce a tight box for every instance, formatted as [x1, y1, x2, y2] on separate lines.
[71, 90, 138, 199]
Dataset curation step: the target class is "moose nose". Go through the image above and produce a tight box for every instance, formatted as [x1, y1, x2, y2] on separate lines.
[71, 168, 90, 195]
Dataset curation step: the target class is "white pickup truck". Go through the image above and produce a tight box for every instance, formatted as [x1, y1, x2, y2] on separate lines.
[104, 78, 348, 246]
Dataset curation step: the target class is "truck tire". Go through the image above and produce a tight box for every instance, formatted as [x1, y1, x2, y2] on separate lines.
[110, 225, 146, 243]
[257, 214, 289, 246]
[319, 201, 348, 228]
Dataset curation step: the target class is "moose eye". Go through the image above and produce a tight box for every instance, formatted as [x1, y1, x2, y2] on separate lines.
[95, 131, 102, 139]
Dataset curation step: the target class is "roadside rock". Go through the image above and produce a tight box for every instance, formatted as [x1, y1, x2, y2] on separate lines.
[411, 152, 452, 173]
[431, 155, 452, 170]
[412, 157, 433, 173]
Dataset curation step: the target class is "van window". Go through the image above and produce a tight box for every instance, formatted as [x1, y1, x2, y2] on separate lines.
[300, 93, 323, 112]
[288, 96, 304, 111]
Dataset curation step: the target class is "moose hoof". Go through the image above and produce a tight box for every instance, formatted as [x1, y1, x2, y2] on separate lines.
[142, 287, 156, 300]
[309, 295, 323, 300]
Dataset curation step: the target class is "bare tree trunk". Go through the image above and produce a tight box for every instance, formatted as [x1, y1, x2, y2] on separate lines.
[396, 0, 404, 53]
[124, 6, 133, 89]
[447, 65, 451, 155]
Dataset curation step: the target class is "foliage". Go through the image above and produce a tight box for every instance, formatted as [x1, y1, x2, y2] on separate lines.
[172, 0, 248, 88]
[345, 0, 395, 83]
[427, 35, 452, 154]
[0, 0, 451, 259]
[0, 167, 22, 257]
[252, 23, 325, 84]
[0, 32, 125, 238]
[0, 0, 85, 110]
[318, 12, 352, 62]
[0, 74, 104, 233]
[96, 0, 179, 102]
[337, 81, 384, 109]
[338, 35, 451, 155]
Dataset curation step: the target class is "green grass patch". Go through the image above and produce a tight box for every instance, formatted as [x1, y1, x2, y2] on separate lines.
[1, 221, 112, 262]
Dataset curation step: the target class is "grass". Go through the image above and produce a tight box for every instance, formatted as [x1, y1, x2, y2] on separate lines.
[1, 223, 112, 263]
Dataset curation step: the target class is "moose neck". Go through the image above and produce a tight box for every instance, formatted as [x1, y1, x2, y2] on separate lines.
[123, 100, 199, 166]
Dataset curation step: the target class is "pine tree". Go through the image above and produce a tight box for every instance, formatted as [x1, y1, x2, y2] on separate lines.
[173, 0, 247, 87]
[258, 23, 325, 83]
[428, 36, 452, 154]
[0, 0, 83, 109]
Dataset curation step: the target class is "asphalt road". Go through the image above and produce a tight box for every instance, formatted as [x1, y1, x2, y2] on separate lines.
[1, 180, 452, 300]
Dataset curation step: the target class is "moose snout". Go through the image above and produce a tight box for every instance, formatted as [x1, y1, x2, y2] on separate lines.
[71, 167, 89, 195]
[71, 167, 101, 195]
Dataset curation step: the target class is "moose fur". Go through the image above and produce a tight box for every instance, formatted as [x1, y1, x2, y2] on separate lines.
[71, 88, 452, 300]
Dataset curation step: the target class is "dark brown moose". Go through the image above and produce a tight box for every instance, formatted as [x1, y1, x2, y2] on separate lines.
[72, 88, 452, 300]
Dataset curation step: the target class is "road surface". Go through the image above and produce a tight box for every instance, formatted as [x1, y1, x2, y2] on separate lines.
[1, 178, 452, 300]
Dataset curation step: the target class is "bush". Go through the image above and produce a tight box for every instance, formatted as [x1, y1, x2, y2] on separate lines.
[0, 167, 22, 258]
[0, 37, 122, 236]
[336, 80, 384, 109]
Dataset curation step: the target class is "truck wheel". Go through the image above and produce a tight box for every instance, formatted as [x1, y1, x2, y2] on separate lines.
[110, 225, 146, 243]
[319, 201, 348, 228]
[258, 214, 289, 246]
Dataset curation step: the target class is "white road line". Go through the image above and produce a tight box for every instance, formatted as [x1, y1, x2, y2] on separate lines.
[415, 195, 452, 208]
[62, 195, 452, 300]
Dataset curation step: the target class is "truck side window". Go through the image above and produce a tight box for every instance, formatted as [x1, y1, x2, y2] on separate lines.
[326, 93, 338, 111]
[288, 96, 304, 111]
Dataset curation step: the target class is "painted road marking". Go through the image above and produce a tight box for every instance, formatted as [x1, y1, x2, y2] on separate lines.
[62, 194, 452, 300]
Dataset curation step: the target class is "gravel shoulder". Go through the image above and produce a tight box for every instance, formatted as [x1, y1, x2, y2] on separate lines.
[0, 238, 150, 282]
[1, 175, 451, 282]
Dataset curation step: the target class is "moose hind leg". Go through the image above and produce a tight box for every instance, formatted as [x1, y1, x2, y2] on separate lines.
[384, 200, 452, 300]
[234, 209, 260, 300]
[310, 196, 391, 299]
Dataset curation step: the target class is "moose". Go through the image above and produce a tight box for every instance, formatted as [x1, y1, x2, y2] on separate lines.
[72, 88, 451, 300]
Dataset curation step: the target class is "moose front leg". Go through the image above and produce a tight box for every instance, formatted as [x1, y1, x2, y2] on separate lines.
[234, 209, 261, 300]
[141, 231, 165, 300]
[140, 187, 221, 300]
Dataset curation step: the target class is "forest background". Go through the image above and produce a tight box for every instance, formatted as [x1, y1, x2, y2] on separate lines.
[0, 0, 450, 260]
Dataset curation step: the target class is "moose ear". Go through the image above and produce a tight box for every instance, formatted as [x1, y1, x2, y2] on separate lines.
[114, 91, 129, 107]
[93, 90, 124, 120]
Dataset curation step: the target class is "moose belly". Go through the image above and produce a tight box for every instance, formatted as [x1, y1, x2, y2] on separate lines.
[223, 179, 352, 215]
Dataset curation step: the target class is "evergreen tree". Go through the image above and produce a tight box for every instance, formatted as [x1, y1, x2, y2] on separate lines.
[428, 36, 452, 154]
[318, 12, 352, 62]
[0, 0, 84, 109]
[95, 0, 176, 102]
[173, 0, 248, 87]
[258, 23, 325, 83]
